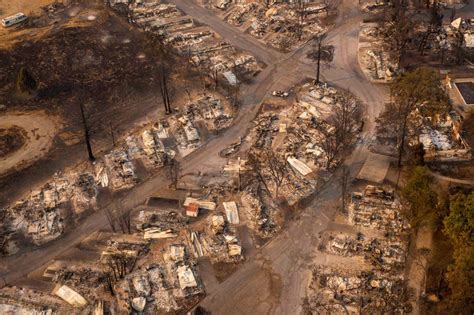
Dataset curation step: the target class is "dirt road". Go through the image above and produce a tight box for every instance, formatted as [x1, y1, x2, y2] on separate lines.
[0, 111, 59, 177]
[0, 2, 389, 312]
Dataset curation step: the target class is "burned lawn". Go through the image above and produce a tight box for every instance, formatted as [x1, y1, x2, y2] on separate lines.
[0, 7, 163, 111]
[0, 126, 26, 158]
[0, 5, 172, 204]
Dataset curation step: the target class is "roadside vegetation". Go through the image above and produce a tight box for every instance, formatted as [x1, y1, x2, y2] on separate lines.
[401, 166, 473, 314]
[375, 62, 472, 314]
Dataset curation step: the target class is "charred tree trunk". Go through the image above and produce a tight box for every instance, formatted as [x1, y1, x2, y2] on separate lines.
[79, 102, 95, 161]
[397, 113, 409, 167]
[105, 207, 117, 233]
[213, 68, 219, 89]
[105, 272, 115, 296]
[117, 206, 131, 234]
[163, 76, 171, 114]
[109, 122, 116, 147]
[159, 64, 172, 115]
[165, 158, 180, 189]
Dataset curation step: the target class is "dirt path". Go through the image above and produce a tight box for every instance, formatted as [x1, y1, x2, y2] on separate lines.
[0, 111, 59, 177]
[407, 228, 433, 315]
[430, 170, 474, 186]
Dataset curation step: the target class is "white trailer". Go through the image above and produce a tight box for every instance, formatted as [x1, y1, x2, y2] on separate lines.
[1, 13, 28, 28]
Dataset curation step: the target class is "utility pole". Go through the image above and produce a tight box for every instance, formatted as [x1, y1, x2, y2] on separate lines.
[79, 102, 95, 161]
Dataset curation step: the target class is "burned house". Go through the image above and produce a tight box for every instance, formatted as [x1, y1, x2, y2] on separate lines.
[323, 232, 408, 273]
[417, 111, 471, 162]
[182, 205, 244, 264]
[304, 266, 412, 315]
[223, 1, 328, 52]
[358, 22, 398, 83]
[111, 0, 261, 80]
[305, 184, 411, 314]
[349, 185, 408, 235]
[241, 191, 279, 239]
[0, 171, 99, 255]
[136, 206, 189, 240]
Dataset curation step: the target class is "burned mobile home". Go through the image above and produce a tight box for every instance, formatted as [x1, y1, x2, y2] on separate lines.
[348, 185, 409, 235]
[1, 87, 235, 256]
[205, 0, 330, 52]
[417, 111, 472, 162]
[305, 185, 412, 314]
[110, 0, 262, 81]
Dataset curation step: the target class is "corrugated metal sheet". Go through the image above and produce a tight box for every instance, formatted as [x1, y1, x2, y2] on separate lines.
[223, 201, 239, 224]
[287, 156, 313, 176]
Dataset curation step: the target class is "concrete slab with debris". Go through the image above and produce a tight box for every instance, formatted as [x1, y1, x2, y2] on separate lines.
[357, 153, 393, 184]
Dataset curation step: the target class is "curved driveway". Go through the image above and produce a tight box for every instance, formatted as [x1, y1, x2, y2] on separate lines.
[0, 111, 59, 177]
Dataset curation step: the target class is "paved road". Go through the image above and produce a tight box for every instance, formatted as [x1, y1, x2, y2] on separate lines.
[192, 1, 389, 314]
[0, 1, 389, 313]
[0, 1, 311, 285]
[169, 0, 282, 65]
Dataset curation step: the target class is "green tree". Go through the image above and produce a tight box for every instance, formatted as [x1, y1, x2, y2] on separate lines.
[389, 67, 449, 166]
[445, 246, 474, 312]
[401, 166, 439, 229]
[443, 192, 474, 312]
[16, 67, 37, 93]
[444, 192, 474, 245]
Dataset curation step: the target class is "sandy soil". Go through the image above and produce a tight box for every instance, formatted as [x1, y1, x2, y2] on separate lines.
[0, 0, 53, 38]
[0, 126, 26, 158]
[0, 111, 59, 176]
[407, 227, 433, 315]
[0, 2, 107, 50]
[0, 0, 52, 17]
[0, 2, 171, 206]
